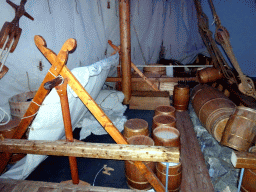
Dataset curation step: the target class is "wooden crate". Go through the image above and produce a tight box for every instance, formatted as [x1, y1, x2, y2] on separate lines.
[129, 91, 170, 110]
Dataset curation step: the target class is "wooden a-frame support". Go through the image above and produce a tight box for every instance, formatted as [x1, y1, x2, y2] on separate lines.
[0, 35, 180, 192]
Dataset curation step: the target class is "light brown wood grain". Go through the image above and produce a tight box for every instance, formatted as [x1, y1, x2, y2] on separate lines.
[0, 139, 179, 163]
[231, 150, 256, 169]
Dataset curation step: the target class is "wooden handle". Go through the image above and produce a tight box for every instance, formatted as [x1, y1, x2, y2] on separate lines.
[56, 79, 79, 184]
[44, 76, 63, 90]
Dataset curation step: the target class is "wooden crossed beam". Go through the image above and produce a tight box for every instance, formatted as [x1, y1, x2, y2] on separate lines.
[0, 35, 179, 192]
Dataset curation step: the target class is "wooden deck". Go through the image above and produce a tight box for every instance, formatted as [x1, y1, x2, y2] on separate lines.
[176, 111, 214, 192]
[0, 179, 142, 192]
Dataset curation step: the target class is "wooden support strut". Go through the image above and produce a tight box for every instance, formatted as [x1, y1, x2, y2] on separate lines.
[0, 35, 77, 174]
[108, 40, 160, 91]
[56, 79, 79, 185]
[0, 139, 179, 163]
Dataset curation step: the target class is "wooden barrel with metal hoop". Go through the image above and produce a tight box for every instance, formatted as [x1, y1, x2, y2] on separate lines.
[0, 118, 26, 164]
[191, 84, 236, 142]
[221, 106, 256, 151]
[125, 135, 155, 190]
[197, 67, 223, 84]
[173, 84, 190, 111]
[156, 162, 182, 192]
[241, 146, 256, 192]
[123, 118, 149, 139]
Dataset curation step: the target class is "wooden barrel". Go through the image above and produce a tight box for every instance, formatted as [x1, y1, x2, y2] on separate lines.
[156, 162, 182, 192]
[123, 119, 149, 139]
[143, 64, 166, 75]
[191, 84, 236, 142]
[125, 135, 155, 190]
[0, 118, 26, 164]
[152, 125, 180, 149]
[221, 106, 256, 151]
[152, 114, 176, 132]
[197, 67, 223, 84]
[241, 146, 256, 192]
[173, 84, 190, 111]
[155, 105, 175, 117]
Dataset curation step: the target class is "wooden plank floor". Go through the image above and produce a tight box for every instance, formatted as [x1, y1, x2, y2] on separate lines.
[176, 111, 214, 192]
[0, 179, 142, 192]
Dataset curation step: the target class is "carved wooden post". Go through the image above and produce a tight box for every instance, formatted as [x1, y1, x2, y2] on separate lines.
[119, 0, 131, 104]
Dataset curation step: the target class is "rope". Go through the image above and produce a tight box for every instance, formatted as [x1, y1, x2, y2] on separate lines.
[0, 107, 10, 126]
[165, 163, 169, 192]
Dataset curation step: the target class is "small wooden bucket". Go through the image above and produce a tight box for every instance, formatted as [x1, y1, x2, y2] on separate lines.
[173, 84, 190, 111]
[155, 105, 176, 117]
[156, 162, 182, 192]
[152, 114, 176, 132]
[125, 135, 155, 190]
[241, 146, 256, 192]
[221, 106, 256, 151]
[152, 126, 180, 149]
[123, 119, 149, 139]
[197, 67, 223, 84]
[9, 91, 36, 119]
[191, 84, 236, 142]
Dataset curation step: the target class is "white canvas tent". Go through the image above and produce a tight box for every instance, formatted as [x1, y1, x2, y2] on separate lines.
[0, 0, 255, 181]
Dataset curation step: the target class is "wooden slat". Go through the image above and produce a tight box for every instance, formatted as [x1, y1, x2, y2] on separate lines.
[176, 111, 214, 192]
[0, 139, 179, 163]
[231, 150, 256, 169]
[0, 179, 143, 192]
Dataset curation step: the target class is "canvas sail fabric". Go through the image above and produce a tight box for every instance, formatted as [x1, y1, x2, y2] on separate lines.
[0, 53, 125, 180]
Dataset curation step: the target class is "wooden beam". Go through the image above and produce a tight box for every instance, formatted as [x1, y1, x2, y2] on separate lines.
[0, 178, 140, 192]
[0, 139, 180, 163]
[106, 77, 198, 83]
[176, 111, 214, 192]
[119, 0, 132, 104]
[231, 150, 256, 169]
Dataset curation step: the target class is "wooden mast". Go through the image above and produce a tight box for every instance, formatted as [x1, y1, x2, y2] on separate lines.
[119, 0, 131, 104]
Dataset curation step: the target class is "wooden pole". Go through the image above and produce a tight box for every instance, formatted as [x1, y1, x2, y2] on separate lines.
[0, 139, 180, 163]
[56, 79, 79, 185]
[119, 0, 131, 104]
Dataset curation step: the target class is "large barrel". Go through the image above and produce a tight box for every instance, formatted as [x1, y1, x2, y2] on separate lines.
[221, 106, 256, 151]
[125, 135, 155, 190]
[173, 84, 190, 111]
[191, 84, 236, 142]
[241, 146, 256, 192]
[156, 162, 182, 192]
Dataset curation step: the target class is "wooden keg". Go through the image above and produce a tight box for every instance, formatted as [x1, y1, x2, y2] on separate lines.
[152, 125, 180, 149]
[143, 64, 166, 76]
[155, 105, 176, 117]
[0, 118, 26, 164]
[197, 67, 223, 84]
[191, 84, 236, 142]
[125, 135, 155, 190]
[123, 118, 149, 139]
[173, 84, 190, 111]
[221, 106, 256, 151]
[152, 114, 176, 132]
[241, 146, 256, 192]
[156, 162, 182, 192]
